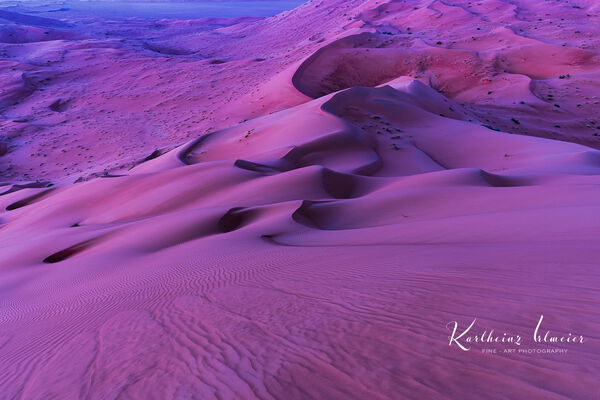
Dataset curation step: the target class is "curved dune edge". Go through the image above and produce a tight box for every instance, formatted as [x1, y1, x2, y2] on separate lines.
[292, 29, 600, 99]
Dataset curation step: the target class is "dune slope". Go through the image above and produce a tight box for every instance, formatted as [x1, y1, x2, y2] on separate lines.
[1, 0, 600, 399]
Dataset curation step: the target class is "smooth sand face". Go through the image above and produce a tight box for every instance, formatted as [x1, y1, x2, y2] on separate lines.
[1, 0, 600, 399]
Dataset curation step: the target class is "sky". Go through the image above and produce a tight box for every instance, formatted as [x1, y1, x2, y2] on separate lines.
[0, 0, 306, 19]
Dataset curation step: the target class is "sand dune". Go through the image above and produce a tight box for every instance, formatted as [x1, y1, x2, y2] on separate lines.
[1, 0, 600, 399]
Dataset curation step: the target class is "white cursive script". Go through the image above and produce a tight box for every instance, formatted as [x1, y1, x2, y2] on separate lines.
[446, 319, 522, 351]
[534, 315, 584, 344]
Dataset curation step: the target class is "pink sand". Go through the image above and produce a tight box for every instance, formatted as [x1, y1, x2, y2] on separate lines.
[1, 0, 600, 398]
